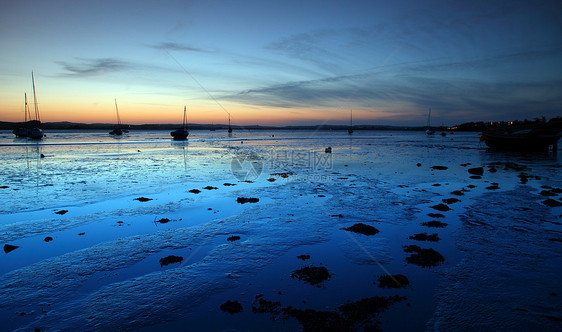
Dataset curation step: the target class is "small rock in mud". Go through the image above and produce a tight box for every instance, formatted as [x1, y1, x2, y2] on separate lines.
[540, 190, 557, 197]
[342, 223, 380, 235]
[155, 218, 171, 224]
[403, 245, 445, 267]
[54, 210, 68, 215]
[431, 166, 448, 170]
[442, 198, 460, 204]
[486, 184, 500, 190]
[241, 180, 254, 183]
[432, 183, 441, 186]
[469, 175, 482, 179]
[227, 235, 241, 242]
[542, 199, 562, 208]
[430, 203, 451, 211]
[488, 167, 498, 173]
[450, 190, 464, 196]
[427, 213, 445, 218]
[220, 300, 243, 314]
[330, 214, 344, 218]
[267, 178, 276, 182]
[409, 232, 440, 241]
[237, 197, 259, 204]
[134, 197, 152, 202]
[159, 255, 183, 267]
[416, 163, 422, 167]
[0, 186, 9, 189]
[78, 232, 85, 236]
[203, 186, 218, 190]
[460, 163, 471, 167]
[188, 189, 201, 194]
[3, 244, 19, 253]
[422, 220, 448, 228]
[44, 236, 53, 242]
[466, 184, 477, 189]
[271, 172, 294, 178]
[297, 254, 311, 261]
[223, 183, 237, 186]
[377, 274, 410, 288]
[468, 167, 484, 175]
[291, 266, 331, 285]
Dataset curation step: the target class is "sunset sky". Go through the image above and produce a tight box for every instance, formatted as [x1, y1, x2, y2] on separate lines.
[1, 0, 560, 126]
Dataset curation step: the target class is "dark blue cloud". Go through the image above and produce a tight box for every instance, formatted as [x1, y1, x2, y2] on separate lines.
[56, 58, 131, 77]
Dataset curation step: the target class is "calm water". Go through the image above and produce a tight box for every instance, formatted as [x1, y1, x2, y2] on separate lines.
[0, 129, 561, 331]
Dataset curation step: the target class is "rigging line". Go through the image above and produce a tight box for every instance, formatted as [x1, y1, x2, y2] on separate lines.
[165, 50, 230, 116]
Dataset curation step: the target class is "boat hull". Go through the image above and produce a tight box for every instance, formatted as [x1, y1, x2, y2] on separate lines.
[171, 130, 189, 140]
[482, 131, 560, 151]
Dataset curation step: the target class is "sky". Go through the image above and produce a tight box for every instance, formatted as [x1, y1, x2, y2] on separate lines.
[0, 0, 561, 126]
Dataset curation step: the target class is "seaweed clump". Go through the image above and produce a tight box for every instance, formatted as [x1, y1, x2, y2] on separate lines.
[220, 300, 243, 314]
[403, 245, 444, 267]
[342, 223, 379, 235]
[376, 274, 410, 288]
[297, 254, 311, 261]
[237, 197, 259, 204]
[542, 199, 562, 208]
[408, 232, 440, 242]
[430, 203, 451, 212]
[291, 266, 331, 285]
[421, 220, 448, 228]
[159, 255, 183, 267]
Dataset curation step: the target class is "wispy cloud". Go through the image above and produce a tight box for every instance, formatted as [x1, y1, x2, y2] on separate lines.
[56, 58, 131, 77]
[150, 41, 208, 52]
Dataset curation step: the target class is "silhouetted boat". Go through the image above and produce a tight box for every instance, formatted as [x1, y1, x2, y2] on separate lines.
[109, 99, 125, 136]
[227, 113, 233, 133]
[171, 106, 189, 140]
[348, 109, 354, 134]
[482, 128, 561, 152]
[13, 72, 44, 139]
[425, 108, 434, 135]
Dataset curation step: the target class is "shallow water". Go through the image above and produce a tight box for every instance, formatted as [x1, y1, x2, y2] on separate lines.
[0, 129, 561, 331]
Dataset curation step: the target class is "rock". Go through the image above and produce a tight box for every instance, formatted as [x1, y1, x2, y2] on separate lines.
[466, 185, 477, 188]
[377, 274, 410, 288]
[469, 175, 482, 179]
[267, 178, 276, 182]
[297, 254, 311, 261]
[468, 167, 484, 175]
[460, 163, 471, 167]
[431, 166, 448, 170]
[188, 189, 201, 194]
[44, 236, 53, 242]
[542, 199, 562, 207]
[539, 190, 557, 197]
[442, 198, 460, 204]
[271, 172, 294, 178]
[134, 197, 152, 202]
[403, 245, 445, 267]
[237, 197, 259, 204]
[78, 232, 85, 236]
[486, 185, 500, 190]
[220, 300, 243, 314]
[422, 220, 448, 228]
[427, 213, 445, 218]
[54, 210, 68, 215]
[3, 244, 19, 253]
[0, 186, 9, 189]
[330, 214, 344, 218]
[408, 232, 440, 242]
[342, 223, 380, 235]
[416, 163, 422, 167]
[450, 190, 464, 196]
[430, 203, 451, 211]
[223, 183, 237, 186]
[203, 186, 218, 190]
[159, 255, 183, 267]
[227, 235, 241, 242]
[291, 266, 331, 285]
[155, 218, 171, 224]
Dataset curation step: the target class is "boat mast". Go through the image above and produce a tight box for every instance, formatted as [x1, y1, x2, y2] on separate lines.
[24, 93, 31, 123]
[32, 71, 40, 122]
[114, 99, 122, 127]
[183, 105, 187, 130]
[228, 113, 232, 133]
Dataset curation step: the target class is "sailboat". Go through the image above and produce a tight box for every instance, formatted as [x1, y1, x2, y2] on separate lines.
[171, 106, 189, 140]
[13, 93, 32, 137]
[348, 109, 354, 134]
[227, 113, 233, 133]
[21, 72, 44, 139]
[109, 99, 124, 135]
[425, 108, 435, 135]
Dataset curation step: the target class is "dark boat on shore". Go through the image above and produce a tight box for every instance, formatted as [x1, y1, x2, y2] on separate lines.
[482, 128, 561, 152]
[109, 99, 125, 136]
[171, 106, 189, 140]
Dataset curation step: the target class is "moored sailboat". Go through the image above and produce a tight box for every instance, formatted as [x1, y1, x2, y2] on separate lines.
[15, 72, 45, 140]
[109, 99, 124, 136]
[171, 106, 189, 140]
[425, 108, 434, 135]
[227, 113, 233, 133]
[13, 93, 32, 138]
[348, 109, 354, 134]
